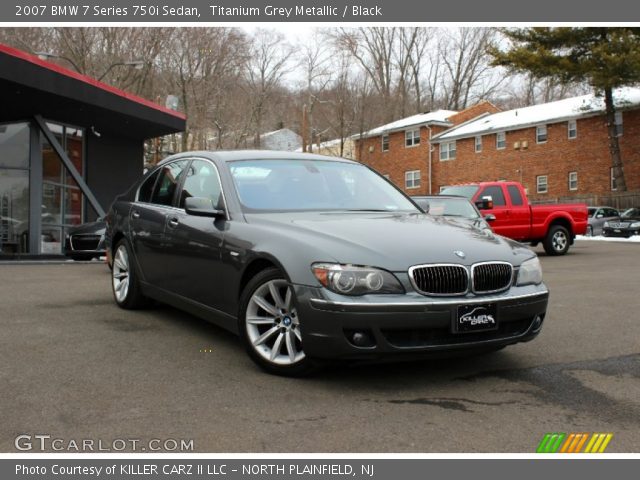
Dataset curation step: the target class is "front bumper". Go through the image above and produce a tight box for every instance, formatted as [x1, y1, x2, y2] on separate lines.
[603, 227, 639, 238]
[294, 284, 549, 360]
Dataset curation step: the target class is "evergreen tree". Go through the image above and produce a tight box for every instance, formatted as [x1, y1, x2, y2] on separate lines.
[491, 28, 640, 191]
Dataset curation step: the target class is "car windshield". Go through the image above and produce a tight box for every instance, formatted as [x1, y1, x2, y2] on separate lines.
[426, 197, 481, 219]
[621, 208, 640, 218]
[229, 159, 418, 213]
[439, 185, 479, 199]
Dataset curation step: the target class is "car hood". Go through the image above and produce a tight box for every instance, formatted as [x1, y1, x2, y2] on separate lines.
[67, 221, 106, 236]
[245, 212, 533, 271]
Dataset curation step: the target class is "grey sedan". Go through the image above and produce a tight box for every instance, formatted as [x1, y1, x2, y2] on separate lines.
[105, 151, 549, 376]
[587, 206, 619, 236]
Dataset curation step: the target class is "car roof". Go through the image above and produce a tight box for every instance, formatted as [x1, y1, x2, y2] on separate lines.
[159, 150, 358, 165]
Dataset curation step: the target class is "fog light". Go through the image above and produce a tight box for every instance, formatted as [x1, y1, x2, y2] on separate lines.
[345, 329, 376, 348]
[531, 315, 544, 332]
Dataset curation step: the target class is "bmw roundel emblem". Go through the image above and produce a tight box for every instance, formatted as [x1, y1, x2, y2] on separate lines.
[454, 250, 466, 259]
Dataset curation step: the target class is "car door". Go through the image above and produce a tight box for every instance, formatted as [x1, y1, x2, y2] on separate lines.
[130, 160, 189, 288]
[475, 185, 511, 236]
[162, 158, 228, 308]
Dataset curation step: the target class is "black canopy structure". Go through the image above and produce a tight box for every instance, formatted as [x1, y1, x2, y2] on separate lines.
[0, 44, 186, 258]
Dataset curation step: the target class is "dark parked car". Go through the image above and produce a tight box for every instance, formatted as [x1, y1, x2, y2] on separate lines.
[587, 206, 619, 236]
[411, 195, 494, 232]
[106, 151, 549, 376]
[64, 219, 106, 261]
[603, 208, 640, 238]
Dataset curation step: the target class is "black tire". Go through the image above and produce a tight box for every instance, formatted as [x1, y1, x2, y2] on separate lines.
[111, 238, 149, 309]
[543, 225, 571, 256]
[238, 267, 318, 376]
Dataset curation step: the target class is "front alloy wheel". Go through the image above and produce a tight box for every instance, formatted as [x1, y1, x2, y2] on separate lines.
[239, 268, 315, 376]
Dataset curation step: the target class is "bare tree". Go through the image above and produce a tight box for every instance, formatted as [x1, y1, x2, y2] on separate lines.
[243, 29, 293, 148]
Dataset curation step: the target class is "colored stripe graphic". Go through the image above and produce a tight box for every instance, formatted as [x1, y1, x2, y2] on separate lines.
[537, 433, 613, 453]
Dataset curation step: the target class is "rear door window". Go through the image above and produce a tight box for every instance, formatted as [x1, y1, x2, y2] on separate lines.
[507, 185, 524, 206]
[151, 160, 189, 206]
[138, 170, 160, 203]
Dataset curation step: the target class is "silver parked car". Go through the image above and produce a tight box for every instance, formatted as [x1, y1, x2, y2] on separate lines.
[587, 206, 619, 236]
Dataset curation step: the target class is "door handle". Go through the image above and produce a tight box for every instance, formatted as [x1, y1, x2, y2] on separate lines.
[131, 210, 140, 219]
[168, 217, 179, 228]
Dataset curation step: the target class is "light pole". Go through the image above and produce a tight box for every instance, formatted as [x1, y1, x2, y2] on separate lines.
[34, 52, 145, 81]
[97, 61, 145, 81]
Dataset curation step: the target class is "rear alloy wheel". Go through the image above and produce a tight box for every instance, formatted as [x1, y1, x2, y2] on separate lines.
[543, 225, 571, 256]
[111, 239, 148, 309]
[239, 268, 315, 376]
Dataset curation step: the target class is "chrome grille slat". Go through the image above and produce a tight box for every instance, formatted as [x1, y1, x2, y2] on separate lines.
[409, 264, 469, 296]
[472, 262, 513, 294]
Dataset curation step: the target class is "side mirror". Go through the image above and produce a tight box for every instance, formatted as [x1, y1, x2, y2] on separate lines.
[475, 196, 494, 210]
[184, 197, 225, 218]
[484, 214, 496, 222]
[419, 201, 430, 214]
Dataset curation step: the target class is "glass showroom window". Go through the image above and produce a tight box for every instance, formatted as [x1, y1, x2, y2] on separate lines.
[537, 175, 548, 194]
[569, 171, 578, 191]
[405, 129, 420, 147]
[405, 170, 421, 189]
[0, 123, 30, 255]
[41, 123, 85, 255]
[496, 132, 506, 149]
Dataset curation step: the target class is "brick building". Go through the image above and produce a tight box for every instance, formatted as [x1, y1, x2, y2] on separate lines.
[355, 89, 640, 202]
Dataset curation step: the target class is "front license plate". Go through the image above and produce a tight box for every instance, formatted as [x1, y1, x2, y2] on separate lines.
[614, 229, 621, 233]
[455, 304, 498, 333]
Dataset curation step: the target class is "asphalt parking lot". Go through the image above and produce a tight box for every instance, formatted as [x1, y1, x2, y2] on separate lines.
[1, 240, 639, 453]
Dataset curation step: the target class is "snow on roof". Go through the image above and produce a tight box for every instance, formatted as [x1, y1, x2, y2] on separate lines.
[295, 137, 350, 152]
[434, 87, 640, 142]
[260, 128, 299, 139]
[358, 109, 457, 138]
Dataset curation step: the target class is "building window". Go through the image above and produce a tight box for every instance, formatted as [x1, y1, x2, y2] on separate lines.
[611, 167, 617, 191]
[405, 170, 421, 189]
[536, 125, 547, 144]
[569, 171, 578, 191]
[405, 129, 420, 147]
[496, 132, 506, 150]
[439, 141, 457, 161]
[568, 120, 577, 139]
[537, 175, 548, 194]
[475, 136, 482, 153]
[615, 111, 623, 136]
[381, 134, 389, 152]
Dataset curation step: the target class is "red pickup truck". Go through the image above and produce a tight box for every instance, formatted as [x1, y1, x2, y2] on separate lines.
[440, 181, 588, 256]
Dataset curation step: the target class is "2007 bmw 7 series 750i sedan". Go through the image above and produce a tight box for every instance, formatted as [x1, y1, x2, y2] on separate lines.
[105, 151, 549, 376]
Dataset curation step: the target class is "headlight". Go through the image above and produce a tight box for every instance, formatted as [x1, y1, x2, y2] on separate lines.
[630, 222, 640, 229]
[516, 257, 543, 286]
[312, 263, 404, 296]
[603, 221, 610, 228]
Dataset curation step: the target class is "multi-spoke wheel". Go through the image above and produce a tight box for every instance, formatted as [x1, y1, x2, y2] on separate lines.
[543, 225, 571, 256]
[238, 268, 315, 376]
[111, 239, 148, 309]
